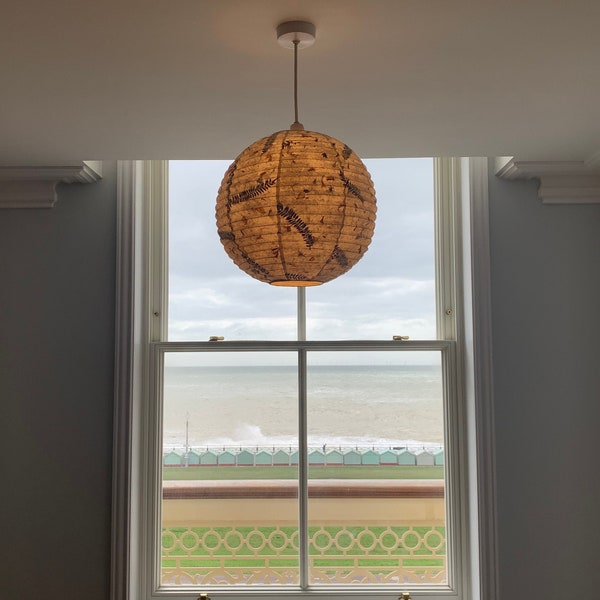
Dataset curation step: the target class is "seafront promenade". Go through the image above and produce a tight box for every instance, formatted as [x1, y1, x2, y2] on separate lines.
[161, 476, 446, 585]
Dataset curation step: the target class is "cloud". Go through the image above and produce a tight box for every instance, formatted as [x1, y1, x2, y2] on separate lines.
[169, 286, 231, 308]
[169, 316, 297, 342]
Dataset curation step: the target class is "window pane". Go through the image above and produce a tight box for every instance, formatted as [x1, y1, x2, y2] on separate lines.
[306, 351, 446, 586]
[306, 158, 436, 340]
[169, 159, 435, 343]
[161, 352, 299, 586]
[168, 161, 297, 341]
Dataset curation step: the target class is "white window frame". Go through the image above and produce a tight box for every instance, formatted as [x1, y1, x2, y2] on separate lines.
[111, 158, 498, 600]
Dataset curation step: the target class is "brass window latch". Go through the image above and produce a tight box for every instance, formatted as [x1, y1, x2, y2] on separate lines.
[393, 335, 410, 341]
[208, 336, 224, 341]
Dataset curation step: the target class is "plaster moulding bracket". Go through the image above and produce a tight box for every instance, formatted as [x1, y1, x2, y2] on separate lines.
[0, 161, 103, 208]
[495, 156, 600, 204]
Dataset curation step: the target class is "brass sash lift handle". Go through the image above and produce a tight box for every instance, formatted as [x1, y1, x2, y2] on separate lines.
[198, 594, 211, 600]
[399, 593, 412, 600]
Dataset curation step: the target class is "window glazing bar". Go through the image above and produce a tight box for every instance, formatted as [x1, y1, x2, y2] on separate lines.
[297, 287, 306, 342]
[298, 348, 309, 589]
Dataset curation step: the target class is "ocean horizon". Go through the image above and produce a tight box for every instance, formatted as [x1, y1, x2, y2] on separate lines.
[162, 364, 444, 451]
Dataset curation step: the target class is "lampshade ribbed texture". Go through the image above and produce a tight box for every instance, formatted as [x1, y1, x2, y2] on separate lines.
[216, 129, 376, 286]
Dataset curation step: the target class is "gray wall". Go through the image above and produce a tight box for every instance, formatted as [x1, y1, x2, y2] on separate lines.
[0, 163, 117, 600]
[488, 168, 600, 599]
[1, 161, 599, 600]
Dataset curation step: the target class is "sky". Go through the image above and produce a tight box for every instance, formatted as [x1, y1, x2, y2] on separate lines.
[167, 158, 436, 364]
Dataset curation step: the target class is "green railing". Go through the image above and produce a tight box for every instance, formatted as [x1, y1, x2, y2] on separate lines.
[162, 523, 446, 585]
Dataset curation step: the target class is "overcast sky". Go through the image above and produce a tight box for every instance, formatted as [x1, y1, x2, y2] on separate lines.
[167, 158, 436, 363]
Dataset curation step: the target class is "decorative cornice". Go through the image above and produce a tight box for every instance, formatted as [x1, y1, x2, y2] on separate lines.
[495, 157, 600, 204]
[0, 161, 103, 208]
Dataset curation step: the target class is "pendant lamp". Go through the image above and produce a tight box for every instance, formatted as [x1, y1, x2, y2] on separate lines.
[216, 21, 376, 287]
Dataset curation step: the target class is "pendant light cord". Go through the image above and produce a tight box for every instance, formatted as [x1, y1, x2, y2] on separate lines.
[292, 39, 303, 129]
[294, 39, 299, 124]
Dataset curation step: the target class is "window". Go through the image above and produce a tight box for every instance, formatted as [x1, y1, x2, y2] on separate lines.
[112, 158, 497, 600]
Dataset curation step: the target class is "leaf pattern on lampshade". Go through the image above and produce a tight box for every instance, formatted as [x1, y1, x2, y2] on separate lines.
[216, 129, 376, 286]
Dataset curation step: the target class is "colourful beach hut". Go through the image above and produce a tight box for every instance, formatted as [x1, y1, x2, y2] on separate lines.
[163, 451, 182, 467]
[200, 450, 218, 466]
[186, 450, 201, 466]
[326, 449, 343, 465]
[361, 449, 380, 465]
[397, 449, 417, 465]
[309, 449, 325, 465]
[255, 450, 273, 465]
[434, 449, 445, 466]
[273, 449, 290, 465]
[379, 449, 398, 465]
[218, 450, 236, 466]
[343, 449, 362, 465]
[416, 450, 435, 466]
[236, 449, 254, 466]
[290, 450, 299, 465]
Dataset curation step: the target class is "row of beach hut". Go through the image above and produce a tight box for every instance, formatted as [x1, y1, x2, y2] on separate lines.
[163, 447, 444, 467]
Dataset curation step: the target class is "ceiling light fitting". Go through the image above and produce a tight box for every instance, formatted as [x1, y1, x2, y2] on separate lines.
[215, 21, 376, 287]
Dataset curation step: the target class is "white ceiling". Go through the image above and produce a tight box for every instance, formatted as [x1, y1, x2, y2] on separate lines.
[1, 0, 599, 165]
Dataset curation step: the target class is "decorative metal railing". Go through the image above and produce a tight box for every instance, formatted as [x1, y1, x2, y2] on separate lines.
[162, 524, 446, 586]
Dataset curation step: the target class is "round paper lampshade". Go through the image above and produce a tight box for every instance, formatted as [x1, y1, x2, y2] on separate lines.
[216, 129, 376, 286]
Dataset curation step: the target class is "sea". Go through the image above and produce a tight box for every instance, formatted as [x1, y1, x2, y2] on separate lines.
[162, 364, 444, 452]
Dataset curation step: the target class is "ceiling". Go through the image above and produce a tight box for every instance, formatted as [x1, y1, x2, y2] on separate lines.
[1, 0, 599, 165]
